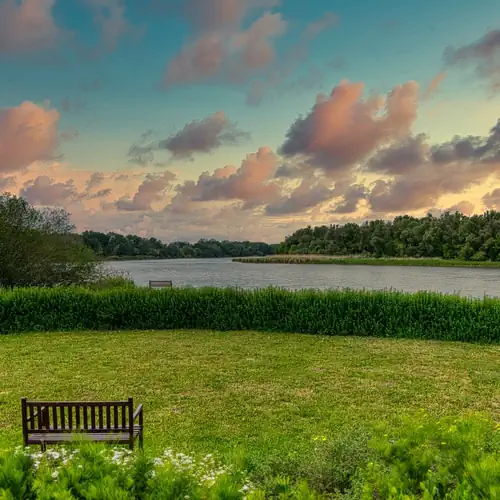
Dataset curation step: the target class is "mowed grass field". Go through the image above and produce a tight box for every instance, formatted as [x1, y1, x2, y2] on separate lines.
[1, 330, 499, 458]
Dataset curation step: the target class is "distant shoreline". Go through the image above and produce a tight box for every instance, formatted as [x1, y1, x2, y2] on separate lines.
[103, 255, 269, 261]
[232, 255, 500, 268]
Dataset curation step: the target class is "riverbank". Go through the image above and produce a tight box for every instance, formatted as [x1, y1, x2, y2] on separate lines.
[233, 255, 500, 268]
[103, 254, 274, 261]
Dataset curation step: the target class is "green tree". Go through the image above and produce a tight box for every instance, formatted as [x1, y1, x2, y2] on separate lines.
[0, 193, 100, 288]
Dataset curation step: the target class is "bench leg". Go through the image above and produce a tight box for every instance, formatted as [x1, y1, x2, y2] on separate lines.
[41, 441, 46, 452]
[139, 431, 143, 450]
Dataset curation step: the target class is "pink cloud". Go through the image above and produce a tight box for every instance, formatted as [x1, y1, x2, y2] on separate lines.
[232, 12, 287, 72]
[116, 171, 176, 212]
[170, 146, 281, 210]
[422, 72, 447, 100]
[128, 111, 250, 165]
[163, 34, 227, 87]
[181, 0, 280, 33]
[20, 175, 78, 206]
[162, 0, 286, 88]
[245, 11, 339, 106]
[0, 101, 60, 174]
[279, 80, 419, 175]
[84, 0, 143, 52]
[0, 0, 62, 55]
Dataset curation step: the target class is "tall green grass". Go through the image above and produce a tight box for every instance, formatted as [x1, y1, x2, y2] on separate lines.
[233, 255, 500, 268]
[2, 287, 500, 342]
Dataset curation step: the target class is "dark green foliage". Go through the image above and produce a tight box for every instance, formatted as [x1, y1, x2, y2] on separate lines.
[0, 194, 100, 289]
[2, 287, 500, 342]
[0, 451, 35, 499]
[279, 211, 500, 261]
[81, 231, 277, 259]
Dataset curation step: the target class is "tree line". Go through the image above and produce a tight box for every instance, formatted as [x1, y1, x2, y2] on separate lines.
[0, 192, 276, 288]
[81, 231, 277, 259]
[277, 212, 500, 261]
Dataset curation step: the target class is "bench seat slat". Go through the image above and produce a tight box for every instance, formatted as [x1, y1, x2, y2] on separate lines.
[27, 429, 141, 445]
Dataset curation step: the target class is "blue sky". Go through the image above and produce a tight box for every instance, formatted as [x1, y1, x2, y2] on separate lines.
[1, 0, 499, 241]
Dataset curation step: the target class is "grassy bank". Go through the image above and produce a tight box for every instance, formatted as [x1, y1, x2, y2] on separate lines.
[233, 255, 500, 268]
[1, 331, 499, 459]
[2, 287, 500, 342]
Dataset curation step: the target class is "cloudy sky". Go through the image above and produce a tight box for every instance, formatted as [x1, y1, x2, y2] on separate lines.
[1, 0, 500, 242]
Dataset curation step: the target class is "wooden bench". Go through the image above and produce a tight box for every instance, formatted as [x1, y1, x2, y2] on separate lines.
[21, 397, 143, 451]
[148, 280, 172, 289]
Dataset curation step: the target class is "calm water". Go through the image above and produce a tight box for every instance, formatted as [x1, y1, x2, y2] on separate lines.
[105, 258, 500, 298]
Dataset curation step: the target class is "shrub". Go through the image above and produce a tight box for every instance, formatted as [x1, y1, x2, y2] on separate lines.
[297, 427, 372, 495]
[359, 412, 500, 499]
[0, 194, 102, 289]
[82, 270, 136, 291]
[2, 287, 500, 343]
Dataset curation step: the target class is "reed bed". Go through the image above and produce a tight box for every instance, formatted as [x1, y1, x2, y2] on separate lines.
[233, 255, 500, 267]
[1, 287, 500, 342]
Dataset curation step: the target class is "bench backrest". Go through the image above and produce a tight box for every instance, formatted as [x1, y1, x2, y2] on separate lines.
[21, 398, 134, 435]
[148, 280, 172, 288]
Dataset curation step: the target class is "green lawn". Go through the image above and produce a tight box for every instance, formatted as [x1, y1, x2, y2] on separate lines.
[1, 330, 499, 459]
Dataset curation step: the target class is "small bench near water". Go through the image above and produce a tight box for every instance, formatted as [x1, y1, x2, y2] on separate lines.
[148, 280, 172, 289]
[21, 397, 143, 451]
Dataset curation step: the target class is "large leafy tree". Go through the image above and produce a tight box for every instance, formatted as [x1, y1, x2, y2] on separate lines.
[0, 193, 100, 288]
[279, 211, 500, 261]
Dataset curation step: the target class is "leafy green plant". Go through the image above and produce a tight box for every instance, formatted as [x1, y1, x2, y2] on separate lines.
[0, 451, 35, 499]
[0, 445, 323, 499]
[360, 412, 500, 499]
[2, 286, 500, 343]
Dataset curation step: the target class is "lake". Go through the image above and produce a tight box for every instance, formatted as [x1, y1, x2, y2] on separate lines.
[105, 258, 500, 298]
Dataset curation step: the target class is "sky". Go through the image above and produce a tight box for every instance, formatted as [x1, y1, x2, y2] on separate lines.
[1, 0, 500, 243]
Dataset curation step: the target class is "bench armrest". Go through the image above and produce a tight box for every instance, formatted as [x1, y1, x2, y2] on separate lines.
[133, 404, 143, 422]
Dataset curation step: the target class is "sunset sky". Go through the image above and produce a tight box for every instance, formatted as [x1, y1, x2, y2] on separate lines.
[1, 0, 500, 242]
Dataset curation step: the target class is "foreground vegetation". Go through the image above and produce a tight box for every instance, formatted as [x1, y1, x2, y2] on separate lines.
[2, 287, 500, 342]
[4, 414, 500, 499]
[1, 331, 500, 497]
[278, 211, 500, 262]
[233, 255, 500, 267]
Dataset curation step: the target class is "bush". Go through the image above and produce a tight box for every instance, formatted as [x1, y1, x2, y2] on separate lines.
[0, 446, 321, 499]
[82, 269, 136, 291]
[1, 287, 500, 342]
[0, 194, 102, 289]
[297, 427, 372, 495]
[359, 412, 500, 499]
